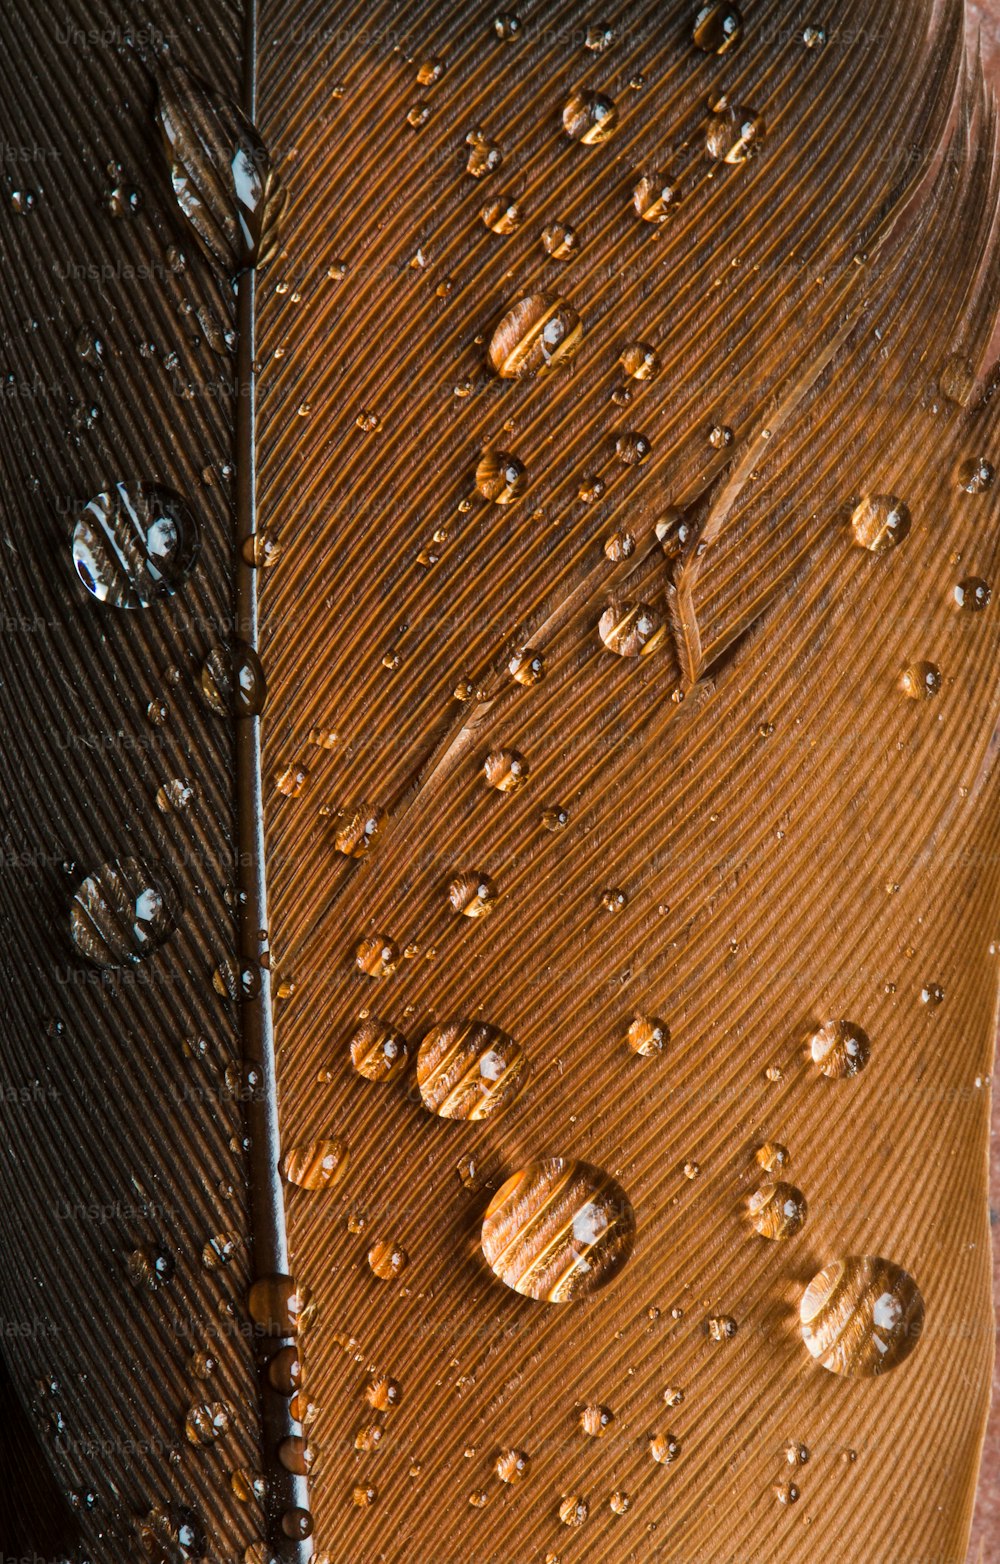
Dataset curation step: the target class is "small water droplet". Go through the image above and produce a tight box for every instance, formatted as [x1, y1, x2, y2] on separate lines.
[447, 871, 498, 918]
[957, 456, 995, 493]
[280, 1509, 313, 1541]
[366, 1375, 402, 1411]
[748, 1182, 807, 1240]
[367, 1239, 409, 1280]
[899, 661, 941, 701]
[416, 57, 444, 86]
[241, 530, 281, 569]
[649, 1432, 681, 1465]
[707, 1314, 738, 1342]
[484, 748, 529, 793]
[277, 1434, 314, 1474]
[495, 1447, 530, 1483]
[626, 1013, 668, 1058]
[349, 1016, 409, 1081]
[558, 1495, 588, 1527]
[156, 778, 196, 813]
[201, 642, 266, 716]
[598, 601, 665, 657]
[494, 12, 522, 41]
[481, 1158, 635, 1301]
[10, 189, 36, 214]
[510, 648, 545, 684]
[633, 173, 681, 223]
[620, 341, 659, 380]
[353, 1484, 377, 1507]
[332, 803, 384, 858]
[803, 24, 826, 48]
[920, 982, 945, 1007]
[355, 934, 399, 977]
[693, 3, 743, 54]
[706, 104, 763, 163]
[954, 577, 991, 611]
[562, 88, 618, 144]
[476, 449, 527, 503]
[247, 1274, 312, 1336]
[487, 293, 582, 377]
[579, 1403, 614, 1437]
[481, 195, 523, 233]
[800, 1255, 924, 1376]
[850, 494, 910, 554]
[541, 222, 579, 259]
[466, 128, 502, 177]
[184, 1402, 231, 1445]
[708, 422, 734, 449]
[284, 1137, 350, 1190]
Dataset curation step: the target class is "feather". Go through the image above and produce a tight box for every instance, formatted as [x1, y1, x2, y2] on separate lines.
[0, 2, 997, 1561]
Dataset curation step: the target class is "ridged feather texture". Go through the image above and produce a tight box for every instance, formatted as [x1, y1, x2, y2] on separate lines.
[0, 3, 997, 1562]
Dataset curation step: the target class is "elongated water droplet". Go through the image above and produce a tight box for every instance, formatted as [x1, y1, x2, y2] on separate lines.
[800, 1255, 924, 1376]
[417, 1020, 528, 1121]
[481, 1158, 635, 1302]
[368, 1239, 409, 1280]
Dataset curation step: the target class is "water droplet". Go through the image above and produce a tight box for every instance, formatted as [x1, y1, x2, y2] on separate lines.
[649, 1432, 681, 1465]
[633, 173, 681, 223]
[579, 473, 606, 502]
[10, 189, 36, 214]
[416, 57, 444, 85]
[355, 934, 399, 977]
[562, 88, 618, 144]
[541, 222, 579, 259]
[447, 871, 498, 918]
[706, 105, 763, 164]
[469, 1489, 488, 1509]
[481, 1158, 635, 1302]
[558, 1495, 588, 1527]
[466, 129, 502, 177]
[241, 530, 281, 569]
[620, 341, 659, 380]
[481, 195, 523, 233]
[487, 292, 582, 377]
[494, 12, 522, 41]
[349, 1016, 409, 1081]
[542, 804, 570, 831]
[127, 1243, 175, 1288]
[104, 173, 141, 219]
[899, 661, 941, 701]
[776, 1481, 800, 1504]
[201, 642, 266, 716]
[755, 1141, 790, 1175]
[803, 24, 826, 47]
[366, 1375, 402, 1411]
[267, 1346, 302, 1396]
[247, 1274, 312, 1336]
[484, 748, 529, 793]
[333, 803, 385, 858]
[585, 23, 614, 50]
[509, 648, 545, 684]
[809, 1018, 870, 1079]
[579, 1403, 614, 1436]
[75, 322, 105, 368]
[850, 494, 910, 554]
[920, 982, 945, 1007]
[785, 1441, 810, 1465]
[693, 3, 743, 54]
[72, 482, 199, 608]
[156, 778, 196, 813]
[954, 577, 991, 611]
[615, 431, 651, 466]
[604, 529, 635, 562]
[70, 858, 176, 966]
[663, 1386, 684, 1407]
[202, 1231, 240, 1269]
[284, 1137, 350, 1190]
[475, 449, 527, 503]
[601, 887, 628, 913]
[940, 354, 975, 404]
[280, 1509, 313, 1541]
[368, 1239, 409, 1280]
[184, 1402, 231, 1445]
[598, 601, 665, 657]
[356, 407, 380, 432]
[707, 1314, 738, 1342]
[417, 1020, 528, 1121]
[231, 1469, 266, 1504]
[957, 456, 994, 493]
[748, 1182, 807, 1240]
[708, 422, 734, 448]
[277, 1434, 314, 1474]
[353, 1485, 377, 1507]
[495, 1447, 530, 1483]
[800, 1255, 925, 1376]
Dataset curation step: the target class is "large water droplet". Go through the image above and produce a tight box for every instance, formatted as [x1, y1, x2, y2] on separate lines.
[417, 1020, 528, 1120]
[481, 1158, 635, 1301]
[70, 858, 176, 966]
[800, 1255, 924, 1376]
[284, 1138, 350, 1191]
[487, 293, 582, 377]
[72, 483, 199, 608]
